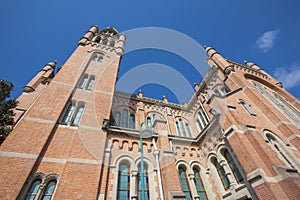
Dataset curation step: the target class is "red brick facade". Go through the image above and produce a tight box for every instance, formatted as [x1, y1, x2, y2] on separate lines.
[0, 26, 299, 200]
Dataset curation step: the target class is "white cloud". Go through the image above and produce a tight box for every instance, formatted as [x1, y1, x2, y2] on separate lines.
[256, 30, 279, 53]
[273, 65, 300, 89]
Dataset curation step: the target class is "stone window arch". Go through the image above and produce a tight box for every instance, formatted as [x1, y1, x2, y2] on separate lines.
[112, 155, 157, 200]
[21, 172, 59, 200]
[178, 164, 193, 200]
[253, 81, 300, 128]
[238, 99, 256, 116]
[78, 74, 95, 90]
[61, 101, 85, 126]
[175, 117, 193, 138]
[263, 130, 300, 170]
[91, 53, 103, 63]
[220, 148, 243, 183]
[195, 109, 210, 132]
[112, 107, 136, 129]
[212, 84, 229, 96]
[145, 111, 166, 129]
[191, 164, 208, 200]
[208, 155, 230, 192]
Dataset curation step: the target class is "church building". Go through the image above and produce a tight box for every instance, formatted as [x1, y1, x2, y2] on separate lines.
[0, 25, 300, 200]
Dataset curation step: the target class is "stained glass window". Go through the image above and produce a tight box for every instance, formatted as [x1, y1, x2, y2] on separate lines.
[41, 180, 57, 200]
[72, 105, 84, 126]
[25, 179, 41, 200]
[213, 159, 230, 190]
[193, 168, 208, 200]
[117, 164, 130, 200]
[178, 167, 192, 200]
[224, 150, 243, 183]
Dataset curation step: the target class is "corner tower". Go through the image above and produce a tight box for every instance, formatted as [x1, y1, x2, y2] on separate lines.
[0, 26, 125, 199]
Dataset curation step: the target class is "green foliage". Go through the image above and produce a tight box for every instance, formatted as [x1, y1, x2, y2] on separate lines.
[0, 80, 18, 144]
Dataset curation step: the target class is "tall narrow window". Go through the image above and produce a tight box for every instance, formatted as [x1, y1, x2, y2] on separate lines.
[176, 121, 181, 136]
[185, 123, 192, 138]
[193, 168, 208, 200]
[114, 112, 120, 126]
[122, 109, 128, 128]
[78, 76, 88, 89]
[213, 158, 230, 190]
[179, 119, 187, 137]
[25, 179, 42, 200]
[202, 110, 210, 124]
[178, 167, 192, 200]
[239, 99, 255, 115]
[62, 104, 75, 123]
[221, 86, 229, 95]
[138, 165, 149, 200]
[97, 56, 103, 63]
[266, 134, 295, 168]
[197, 111, 208, 131]
[92, 53, 103, 62]
[146, 117, 151, 129]
[41, 180, 57, 200]
[61, 101, 85, 126]
[129, 114, 135, 129]
[214, 89, 221, 96]
[86, 77, 95, 90]
[196, 119, 203, 131]
[117, 164, 130, 200]
[72, 105, 84, 126]
[224, 150, 243, 183]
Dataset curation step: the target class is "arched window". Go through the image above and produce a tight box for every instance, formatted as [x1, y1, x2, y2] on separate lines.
[212, 158, 230, 190]
[91, 53, 103, 63]
[25, 179, 41, 200]
[117, 164, 130, 200]
[78, 74, 96, 90]
[179, 119, 187, 137]
[197, 110, 209, 132]
[62, 103, 75, 123]
[129, 114, 135, 129]
[86, 76, 95, 90]
[239, 99, 255, 115]
[175, 118, 193, 138]
[41, 180, 57, 200]
[72, 104, 85, 126]
[193, 168, 208, 200]
[61, 101, 85, 126]
[175, 121, 181, 136]
[224, 150, 243, 183]
[185, 123, 192, 138]
[78, 75, 88, 89]
[114, 112, 120, 126]
[265, 133, 295, 169]
[122, 109, 128, 128]
[113, 108, 136, 129]
[196, 119, 203, 131]
[178, 166, 192, 200]
[146, 117, 151, 128]
[212, 84, 229, 96]
[253, 81, 300, 128]
[138, 164, 149, 200]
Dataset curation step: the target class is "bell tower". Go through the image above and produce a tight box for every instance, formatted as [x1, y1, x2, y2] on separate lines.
[0, 26, 125, 199]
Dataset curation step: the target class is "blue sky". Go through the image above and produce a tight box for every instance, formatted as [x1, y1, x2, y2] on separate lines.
[1, 0, 300, 103]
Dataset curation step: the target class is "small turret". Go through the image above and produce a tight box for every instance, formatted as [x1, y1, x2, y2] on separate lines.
[23, 61, 57, 93]
[78, 25, 99, 46]
[204, 46, 234, 75]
